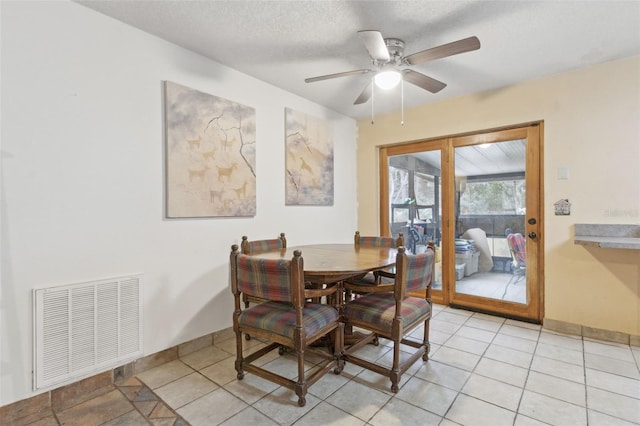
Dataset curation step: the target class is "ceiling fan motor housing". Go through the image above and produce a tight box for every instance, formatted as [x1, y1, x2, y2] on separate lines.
[384, 38, 405, 65]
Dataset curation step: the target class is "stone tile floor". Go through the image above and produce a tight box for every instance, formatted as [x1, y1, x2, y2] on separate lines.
[7, 304, 640, 425]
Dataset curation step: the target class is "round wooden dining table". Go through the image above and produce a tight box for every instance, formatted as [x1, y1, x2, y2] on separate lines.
[246, 243, 398, 285]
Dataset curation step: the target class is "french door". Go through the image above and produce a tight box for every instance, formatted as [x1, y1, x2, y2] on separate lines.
[380, 124, 543, 322]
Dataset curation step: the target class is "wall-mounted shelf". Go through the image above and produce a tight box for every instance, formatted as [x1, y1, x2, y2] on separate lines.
[574, 224, 640, 250]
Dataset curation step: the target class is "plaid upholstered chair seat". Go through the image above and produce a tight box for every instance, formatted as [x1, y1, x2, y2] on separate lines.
[239, 302, 339, 340]
[342, 294, 430, 330]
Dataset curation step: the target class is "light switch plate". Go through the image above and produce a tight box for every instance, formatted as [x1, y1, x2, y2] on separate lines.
[557, 166, 570, 180]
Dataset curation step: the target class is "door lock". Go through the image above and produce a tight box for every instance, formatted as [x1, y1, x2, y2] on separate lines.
[528, 218, 537, 225]
[528, 232, 537, 240]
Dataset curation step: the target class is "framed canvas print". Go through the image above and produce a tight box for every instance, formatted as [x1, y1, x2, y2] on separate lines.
[285, 108, 334, 205]
[164, 81, 256, 217]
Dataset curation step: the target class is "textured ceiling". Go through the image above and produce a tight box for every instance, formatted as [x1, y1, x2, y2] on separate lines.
[76, 1, 640, 120]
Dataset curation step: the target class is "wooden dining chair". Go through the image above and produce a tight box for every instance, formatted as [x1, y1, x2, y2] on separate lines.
[240, 233, 287, 309]
[230, 245, 344, 407]
[343, 231, 404, 299]
[341, 243, 436, 393]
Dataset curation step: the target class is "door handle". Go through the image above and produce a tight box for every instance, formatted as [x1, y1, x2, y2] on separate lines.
[528, 232, 537, 240]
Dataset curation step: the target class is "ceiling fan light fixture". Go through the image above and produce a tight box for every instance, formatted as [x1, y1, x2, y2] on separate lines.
[374, 70, 401, 90]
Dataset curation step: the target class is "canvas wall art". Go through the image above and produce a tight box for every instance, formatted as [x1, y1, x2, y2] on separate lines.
[285, 108, 334, 205]
[165, 81, 256, 217]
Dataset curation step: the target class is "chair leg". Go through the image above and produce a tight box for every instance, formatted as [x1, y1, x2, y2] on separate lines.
[295, 329, 307, 407]
[422, 318, 431, 361]
[242, 295, 251, 340]
[234, 326, 245, 380]
[295, 370, 307, 406]
[502, 275, 517, 299]
[334, 323, 345, 374]
[502, 272, 524, 299]
[390, 321, 402, 393]
[390, 341, 401, 393]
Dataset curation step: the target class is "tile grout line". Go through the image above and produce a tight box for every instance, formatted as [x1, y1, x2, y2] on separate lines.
[514, 321, 542, 425]
[441, 310, 518, 423]
[118, 369, 192, 425]
[582, 334, 591, 426]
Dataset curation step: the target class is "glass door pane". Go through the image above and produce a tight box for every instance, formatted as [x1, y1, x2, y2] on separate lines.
[381, 124, 541, 321]
[388, 150, 443, 291]
[453, 139, 527, 304]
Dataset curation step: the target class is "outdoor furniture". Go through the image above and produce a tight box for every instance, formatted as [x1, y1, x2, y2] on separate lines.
[504, 230, 526, 298]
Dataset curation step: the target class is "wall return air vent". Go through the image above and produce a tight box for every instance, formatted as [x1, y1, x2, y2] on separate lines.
[33, 274, 143, 390]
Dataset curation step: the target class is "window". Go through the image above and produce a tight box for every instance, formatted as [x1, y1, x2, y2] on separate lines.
[414, 172, 438, 221]
[459, 177, 525, 215]
[389, 167, 440, 223]
[389, 166, 409, 222]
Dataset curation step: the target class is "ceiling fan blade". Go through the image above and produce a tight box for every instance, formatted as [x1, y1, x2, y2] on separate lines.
[404, 36, 480, 65]
[403, 69, 447, 93]
[305, 69, 371, 83]
[354, 82, 372, 105]
[358, 30, 390, 62]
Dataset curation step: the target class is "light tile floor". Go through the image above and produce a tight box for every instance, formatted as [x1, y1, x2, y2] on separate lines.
[32, 305, 640, 425]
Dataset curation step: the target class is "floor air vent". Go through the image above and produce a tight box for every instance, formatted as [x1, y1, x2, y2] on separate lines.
[33, 274, 143, 390]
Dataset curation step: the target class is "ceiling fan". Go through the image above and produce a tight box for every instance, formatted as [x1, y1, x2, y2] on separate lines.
[305, 31, 480, 105]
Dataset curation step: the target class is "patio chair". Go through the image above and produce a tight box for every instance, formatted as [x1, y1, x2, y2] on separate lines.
[503, 231, 526, 298]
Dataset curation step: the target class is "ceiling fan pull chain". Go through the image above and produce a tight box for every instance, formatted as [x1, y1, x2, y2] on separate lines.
[371, 77, 375, 124]
[401, 77, 404, 126]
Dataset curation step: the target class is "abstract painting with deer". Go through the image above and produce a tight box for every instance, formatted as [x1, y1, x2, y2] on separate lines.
[164, 81, 256, 217]
[285, 108, 334, 205]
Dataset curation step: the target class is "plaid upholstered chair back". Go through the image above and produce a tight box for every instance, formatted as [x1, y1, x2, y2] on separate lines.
[241, 233, 287, 254]
[395, 246, 435, 295]
[354, 231, 404, 249]
[235, 255, 295, 303]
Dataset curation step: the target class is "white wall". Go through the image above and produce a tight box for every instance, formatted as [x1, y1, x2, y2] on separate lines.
[0, 1, 357, 406]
